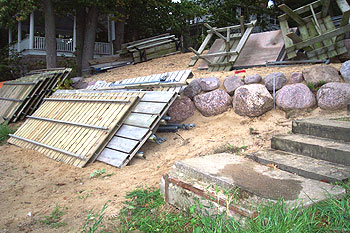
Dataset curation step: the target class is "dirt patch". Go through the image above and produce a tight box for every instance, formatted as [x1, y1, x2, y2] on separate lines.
[0, 52, 347, 232]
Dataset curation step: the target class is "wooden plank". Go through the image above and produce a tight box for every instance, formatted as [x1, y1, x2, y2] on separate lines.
[98, 148, 129, 167]
[133, 102, 167, 114]
[279, 4, 306, 25]
[279, 1, 323, 21]
[204, 23, 227, 41]
[141, 91, 175, 102]
[189, 33, 214, 66]
[106, 136, 139, 153]
[124, 113, 157, 128]
[116, 125, 149, 141]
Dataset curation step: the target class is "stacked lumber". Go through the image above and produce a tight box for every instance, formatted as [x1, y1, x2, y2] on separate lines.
[8, 91, 140, 167]
[0, 68, 71, 124]
[278, 0, 350, 60]
[189, 18, 257, 71]
[127, 34, 180, 63]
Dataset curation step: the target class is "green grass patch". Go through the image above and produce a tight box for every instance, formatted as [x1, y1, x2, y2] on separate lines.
[41, 204, 67, 228]
[0, 124, 14, 144]
[115, 182, 350, 232]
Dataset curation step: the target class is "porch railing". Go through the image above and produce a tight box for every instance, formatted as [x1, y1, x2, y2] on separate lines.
[16, 36, 112, 55]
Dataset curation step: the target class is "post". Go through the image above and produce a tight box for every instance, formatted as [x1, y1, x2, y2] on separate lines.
[8, 29, 12, 44]
[29, 11, 34, 49]
[8, 29, 12, 56]
[73, 15, 76, 51]
[17, 21, 22, 52]
[111, 20, 115, 41]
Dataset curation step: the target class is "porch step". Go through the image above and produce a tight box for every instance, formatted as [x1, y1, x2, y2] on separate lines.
[161, 153, 345, 218]
[292, 117, 350, 142]
[247, 149, 350, 183]
[271, 134, 350, 166]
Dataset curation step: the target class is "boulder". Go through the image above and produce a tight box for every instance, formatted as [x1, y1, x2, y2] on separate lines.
[317, 82, 350, 110]
[223, 76, 244, 95]
[264, 72, 287, 91]
[276, 83, 316, 111]
[199, 77, 220, 91]
[340, 60, 350, 83]
[183, 79, 202, 99]
[233, 84, 273, 117]
[244, 74, 262, 84]
[193, 89, 232, 117]
[302, 64, 342, 85]
[167, 96, 195, 123]
[288, 72, 304, 84]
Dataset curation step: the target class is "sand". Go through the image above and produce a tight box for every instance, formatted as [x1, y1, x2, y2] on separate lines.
[0, 52, 346, 232]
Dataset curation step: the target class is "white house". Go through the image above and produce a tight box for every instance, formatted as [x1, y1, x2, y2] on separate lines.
[9, 11, 115, 58]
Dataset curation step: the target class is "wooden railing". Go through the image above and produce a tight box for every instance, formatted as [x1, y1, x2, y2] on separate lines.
[94, 42, 112, 55]
[30, 36, 112, 55]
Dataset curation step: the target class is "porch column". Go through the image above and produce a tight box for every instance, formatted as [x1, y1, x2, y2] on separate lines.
[111, 20, 115, 41]
[8, 29, 12, 44]
[73, 15, 76, 51]
[29, 11, 34, 49]
[17, 21, 22, 52]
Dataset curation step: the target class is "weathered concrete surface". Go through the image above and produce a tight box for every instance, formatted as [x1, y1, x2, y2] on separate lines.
[247, 149, 350, 183]
[292, 117, 350, 142]
[161, 154, 345, 218]
[271, 134, 350, 166]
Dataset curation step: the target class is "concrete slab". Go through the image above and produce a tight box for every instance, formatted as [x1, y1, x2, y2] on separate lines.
[161, 153, 345, 218]
[247, 149, 350, 183]
[272, 134, 350, 166]
[293, 117, 350, 142]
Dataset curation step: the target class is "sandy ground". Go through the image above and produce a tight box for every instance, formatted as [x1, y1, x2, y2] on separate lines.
[0, 52, 347, 232]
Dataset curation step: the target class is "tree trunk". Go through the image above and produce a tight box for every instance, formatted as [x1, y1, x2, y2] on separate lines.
[114, 7, 125, 51]
[75, 8, 86, 76]
[81, 5, 98, 75]
[43, 0, 57, 68]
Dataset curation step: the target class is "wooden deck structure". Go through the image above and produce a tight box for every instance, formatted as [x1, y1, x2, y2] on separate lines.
[86, 69, 193, 93]
[8, 91, 140, 168]
[188, 18, 257, 71]
[0, 68, 71, 124]
[54, 89, 178, 168]
[278, 0, 350, 60]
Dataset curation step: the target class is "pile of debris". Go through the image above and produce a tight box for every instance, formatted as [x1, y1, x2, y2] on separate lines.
[8, 69, 194, 168]
[0, 68, 71, 124]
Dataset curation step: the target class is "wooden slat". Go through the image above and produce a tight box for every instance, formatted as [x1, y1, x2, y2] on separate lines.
[116, 125, 149, 141]
[106, 136, 139, 153]
[133, 102, 167, 114]
[124, 113, 157, 128]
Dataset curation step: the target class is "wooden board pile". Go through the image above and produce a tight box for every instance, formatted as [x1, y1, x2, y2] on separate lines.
[127, 34, 180, 64]
[8, 91, 140, 167]
[278, 0, 350, 60]
[189, 18, 256, 71]
[0, 68, 71, 124]
[87, 69, 193, 93]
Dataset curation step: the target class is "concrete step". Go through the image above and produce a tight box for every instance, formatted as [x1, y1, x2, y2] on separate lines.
[271, 134, 350, 166]
[247, 149, 350, 183]
[292, 117, 350, 142]
[160, 153, 345, 219]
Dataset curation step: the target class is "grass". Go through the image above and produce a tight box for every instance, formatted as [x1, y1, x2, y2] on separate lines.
[114, 182, 350, 233]
[41, 204, 67, 228]
[81, 202, 109, 233]
[0, 123, 14, 144]
[214, 143, 248, 155]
